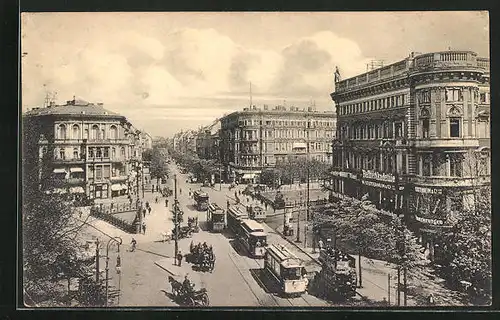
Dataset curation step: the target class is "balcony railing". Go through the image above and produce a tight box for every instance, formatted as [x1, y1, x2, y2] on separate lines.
[53, 157, 85, 163]
[409, 175, 490, 187]
[54, 138, 129, 144]
[110, 175, 128, 181]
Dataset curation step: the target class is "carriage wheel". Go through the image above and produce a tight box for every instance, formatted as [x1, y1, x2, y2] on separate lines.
[188, 297, 196, 306]
[201, 293, 209, 306]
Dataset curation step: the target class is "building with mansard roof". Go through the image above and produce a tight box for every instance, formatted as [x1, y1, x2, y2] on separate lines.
[219, 105, 336, 184]
[22, 98, 146, 201]
[329, 51, 490, 259]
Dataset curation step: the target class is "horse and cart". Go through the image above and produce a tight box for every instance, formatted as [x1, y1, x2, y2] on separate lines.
[187, 242, 216, 272]
[168, 275, 209, 306]
[187, 216, 199, 233]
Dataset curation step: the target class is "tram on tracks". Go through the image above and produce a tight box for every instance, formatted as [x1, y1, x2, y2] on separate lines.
[248, 205, 266, 222]
[207, 203, 226, 232]
[227, 207, 267, 258]
[193, 190, 210, 211]
[264, 244, 308, 296]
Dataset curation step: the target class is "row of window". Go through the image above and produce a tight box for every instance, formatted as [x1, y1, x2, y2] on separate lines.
[333, 151, 403, 174]
[339, 94, 406, 116]
[338, 121, 404, 140]
[420, 118, 461, 138]
[56, 123, 121, 140]
[51, 146, 137, 160]
[237, 119, 334, 128]
[236, 129, 334, 140]
[88, 164, 126, 180]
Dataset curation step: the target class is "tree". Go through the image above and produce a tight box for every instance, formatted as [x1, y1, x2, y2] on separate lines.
[434, 190, 491, 304]
[148, 146, 170, 184]
[312, 197, 426, 289]
[23, 187, 93, 305]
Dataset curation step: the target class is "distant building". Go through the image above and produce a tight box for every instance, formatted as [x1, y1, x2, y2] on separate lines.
[22, 98, 145, 200]
[329, 51, 490, 254]
[196, 119, 221, 160]
[220, 105, 336, 184]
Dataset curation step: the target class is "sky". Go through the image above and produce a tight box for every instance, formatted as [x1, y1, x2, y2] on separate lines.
[21, 11, 489, 137]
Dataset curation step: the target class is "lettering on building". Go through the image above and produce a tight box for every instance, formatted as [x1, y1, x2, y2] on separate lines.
[415, 186, 442, 194]
[414, 215, 445, 226]
[362, 170, 395, 183]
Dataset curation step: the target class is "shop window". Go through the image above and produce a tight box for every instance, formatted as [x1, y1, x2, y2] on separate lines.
[450, 118, 461, 137]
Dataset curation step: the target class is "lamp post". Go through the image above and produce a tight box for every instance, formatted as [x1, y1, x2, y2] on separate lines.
[105, 236, 122, 307]
[173, 174, 179, 265]
[296, 193, 303, 243]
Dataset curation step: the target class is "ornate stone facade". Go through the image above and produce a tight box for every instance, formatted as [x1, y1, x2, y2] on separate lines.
[330, 51, 490, 243]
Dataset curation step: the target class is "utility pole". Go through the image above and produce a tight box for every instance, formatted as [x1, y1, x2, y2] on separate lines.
[95, 238, 100, 282]
[105, 237, 122, 307]
[388, 273, 391, 306]
[174, 174, 179, 265]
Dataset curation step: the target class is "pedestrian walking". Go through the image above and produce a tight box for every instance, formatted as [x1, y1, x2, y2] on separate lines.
[155, 197, 158, 203]
[179, 188, 182, 195]
[318, 239, 324, 252]
[143, 209, 146, 218]
[177, 251, 183, 266]
[152, 185, 155, 193]
[156, 185, 159, 192]
[165, 199, 169, 207]
[142, 222, 146, 234]
[428, 294, 435, 305]
[130, 238, 137, 252]
[148, 206, 152, 214]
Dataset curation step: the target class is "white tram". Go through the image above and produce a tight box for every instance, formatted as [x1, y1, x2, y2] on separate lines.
[264, 244, 308, 296]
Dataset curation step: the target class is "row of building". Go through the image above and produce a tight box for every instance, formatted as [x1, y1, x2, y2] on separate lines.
[170, 50, 490, 248]
[22, 98, 153, 202]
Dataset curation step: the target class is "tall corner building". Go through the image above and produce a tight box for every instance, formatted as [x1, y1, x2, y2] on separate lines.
[22, 98, 145, 201]
[329, 51, 490, 245]
[220, 105, 336, 184]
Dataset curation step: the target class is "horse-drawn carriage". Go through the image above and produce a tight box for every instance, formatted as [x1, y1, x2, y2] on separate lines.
[187, 216, 199, 233]
[187, 241, 215, 272]
[171, 226, 193, 240]
[168, 275, 209, 306]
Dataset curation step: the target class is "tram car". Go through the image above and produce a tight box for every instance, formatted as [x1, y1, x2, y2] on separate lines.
[193, 190, 210, 211]
[264, 244, 308, 296]
[227, 207, 267, 258]
[239, 219, 267, 258]
[207, 203, 226, 232]
[226, 206, 248, 235]
[248, 205, 266, 222]
[314, 248, 357, 299]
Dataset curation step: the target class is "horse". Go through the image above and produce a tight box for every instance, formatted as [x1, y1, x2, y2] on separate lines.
[168, 276, 183, 297]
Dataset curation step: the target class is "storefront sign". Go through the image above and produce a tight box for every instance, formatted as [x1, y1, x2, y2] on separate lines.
[415, 186, 442, 194]
[414, 215, 445, 226]
[330, 171, 355, 179]
[362, 170, 395, 183]
[362, 180, 394, 190]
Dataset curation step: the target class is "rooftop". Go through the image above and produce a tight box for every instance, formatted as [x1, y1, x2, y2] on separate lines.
[24, 98, 123, 118]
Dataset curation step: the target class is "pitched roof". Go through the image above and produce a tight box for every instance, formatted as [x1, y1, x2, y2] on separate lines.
[24, 99, 122, 118]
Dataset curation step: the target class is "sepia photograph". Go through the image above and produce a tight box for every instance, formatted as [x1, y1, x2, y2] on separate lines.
[20, 11, 491, 308]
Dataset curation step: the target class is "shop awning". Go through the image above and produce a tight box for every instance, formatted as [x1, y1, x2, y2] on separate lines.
[292, 142, 307, 149]
[242, 173, 255, 179]
[53, 168, 66, 174]
[52, 188, 67, 194]
[120, 184, 128, 190]
[70, 167, 84, 173]
[111, 184, 122, 191]
[70, 186, 85, 193]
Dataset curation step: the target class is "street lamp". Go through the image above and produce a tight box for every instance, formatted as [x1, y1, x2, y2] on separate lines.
[296, 193, 303, 243]
[105, 236, 122, 307]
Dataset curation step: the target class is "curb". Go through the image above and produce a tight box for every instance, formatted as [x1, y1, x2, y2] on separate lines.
[154, 260, 177, 276]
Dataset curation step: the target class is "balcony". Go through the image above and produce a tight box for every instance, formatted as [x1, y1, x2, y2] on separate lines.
[53, 157, 85, 164]
[409, 175, 490, 188]
[413, 138, 479, 149]
[66, 177, 85, 185]
[87, 157, 112, 163]
[54, 138, 130, 145]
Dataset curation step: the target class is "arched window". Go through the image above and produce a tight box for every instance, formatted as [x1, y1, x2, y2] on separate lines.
[73, 148, 79, 159]
[91, 125, 99, 140]
[72, 124, 80, 139]
[120, 147, 125, 157]
[84, 128, 89, 139]
[58, 124, 67, 139]
[54, 148, 59, 159]
[59, 148, 66, 160]
[110, 125, 118, 140]
[101, 128, 106, 140]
